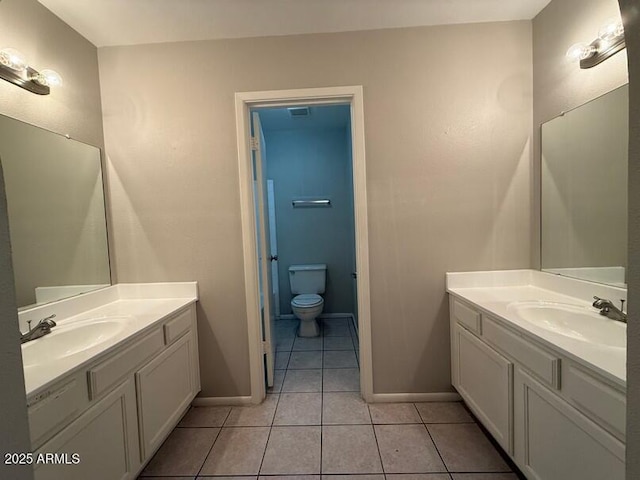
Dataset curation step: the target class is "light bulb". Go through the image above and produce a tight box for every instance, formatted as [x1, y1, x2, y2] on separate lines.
[598, 38, 611, 51]
[33, 69, 62, 87]
[40, 69, 62, 87]
[566, 43, 595, 62]
[0, 48, 27, 72]
[598, 19, 623, 41]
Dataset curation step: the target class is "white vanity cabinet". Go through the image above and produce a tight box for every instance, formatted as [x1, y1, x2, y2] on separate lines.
[33, 378, 139, 480]
[514, 367, 625, 480]
[452, 323, 512, 453]
[29, 303, 200, 480]
[449, 296, 626, 480]
[135, 311, 200, 459]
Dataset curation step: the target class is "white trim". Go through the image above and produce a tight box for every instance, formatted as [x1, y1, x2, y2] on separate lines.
[371, 392, 463, 403]
[192, 396, 254, 406]
[235, 86, 373, 403]
[235, 92, 266, 405]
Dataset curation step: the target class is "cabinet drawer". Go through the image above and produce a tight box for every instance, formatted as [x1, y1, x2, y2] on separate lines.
[164, 308, 192, 345]
[563, 363, 626, 441]
[483, 315, 560, 389]
[452, 299, 481, 334]
[88, 329, 164, 400]
[28, 374, 88, 449]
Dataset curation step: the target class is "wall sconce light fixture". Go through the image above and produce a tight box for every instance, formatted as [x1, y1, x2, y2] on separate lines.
[566, 18, 626, 69]
[0, 48, 62, 95]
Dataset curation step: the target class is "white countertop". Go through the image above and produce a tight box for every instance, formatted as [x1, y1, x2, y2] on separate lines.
[446, 270, 626, 388]
[20, 282, 198, 397]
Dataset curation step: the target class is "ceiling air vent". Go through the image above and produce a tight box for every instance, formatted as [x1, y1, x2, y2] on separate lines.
[288, 107, 310, 117]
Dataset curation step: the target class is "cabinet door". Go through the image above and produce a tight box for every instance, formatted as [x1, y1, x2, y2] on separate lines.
[454, 324, 513, 453]
[34, 378, 139, 480]
[136, 331, 195, 461]
[514, 367, 625, 480]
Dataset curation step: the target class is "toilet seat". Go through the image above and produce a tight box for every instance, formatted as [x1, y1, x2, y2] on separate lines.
[291, 294, 323, 308]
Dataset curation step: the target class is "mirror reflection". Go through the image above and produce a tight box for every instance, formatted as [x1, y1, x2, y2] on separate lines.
[541, 84, 628, 287]
[0, 115, 111, 309]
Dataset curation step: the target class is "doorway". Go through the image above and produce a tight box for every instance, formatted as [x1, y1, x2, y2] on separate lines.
[235, 86, 372, 403]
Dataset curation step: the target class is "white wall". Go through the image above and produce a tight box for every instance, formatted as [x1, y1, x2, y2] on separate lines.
[99, 21, 533, 397]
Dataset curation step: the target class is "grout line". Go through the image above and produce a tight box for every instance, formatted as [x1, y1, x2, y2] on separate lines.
[256, 390, 283, 476]
[367, 402, 385, 475]
[320, 336, 324, 477]
[280, 368, 292, 394]
[419, 406, 449, 474]
[248, 475, 386, 477]
[446, 469, 514, 474]
[194, 408, 232, 477]
[288, 366, 358, 370]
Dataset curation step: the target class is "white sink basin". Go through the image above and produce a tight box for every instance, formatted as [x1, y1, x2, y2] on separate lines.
[506, 301, 626, 348]
[22, 317, 131, 368]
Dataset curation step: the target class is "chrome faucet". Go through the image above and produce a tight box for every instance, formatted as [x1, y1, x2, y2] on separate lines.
[20, 314, 57, 344]
[592, 297, 627, 323]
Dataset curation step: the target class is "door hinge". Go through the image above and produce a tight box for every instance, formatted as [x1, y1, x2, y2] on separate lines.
[250, 137, 259, 151]
[262, 340, 270, 354]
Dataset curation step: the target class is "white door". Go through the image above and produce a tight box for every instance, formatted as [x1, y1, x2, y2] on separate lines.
[267, 179, 280, 318]
[252, 112, 276, 387]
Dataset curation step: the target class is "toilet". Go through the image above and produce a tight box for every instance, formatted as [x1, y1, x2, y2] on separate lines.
[289, 264, 326, 337]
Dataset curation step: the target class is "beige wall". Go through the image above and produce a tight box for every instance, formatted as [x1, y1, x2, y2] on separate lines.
[0, 167, 32, 480]
[532, 0, 629, 268]
[99, 22, 533, 397]
[0, 0, 103, 477]
[621, 0, 640, 475]
[0, 0, 109, 300]
[0, 0, 104, 147]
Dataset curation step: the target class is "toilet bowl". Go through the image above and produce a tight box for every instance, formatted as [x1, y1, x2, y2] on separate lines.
[289, 264, 327, 338]
[291, 294, 324, 337]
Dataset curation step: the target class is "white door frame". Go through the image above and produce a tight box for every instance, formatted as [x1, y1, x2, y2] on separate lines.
[235, 86, 373, 404]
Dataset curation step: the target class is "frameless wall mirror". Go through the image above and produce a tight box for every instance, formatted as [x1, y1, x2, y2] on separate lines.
[541, 84, 628, 287]
[0, 114, 111, 309]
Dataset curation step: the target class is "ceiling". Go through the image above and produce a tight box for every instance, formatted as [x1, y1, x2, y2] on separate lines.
[38, 0, 552, 48]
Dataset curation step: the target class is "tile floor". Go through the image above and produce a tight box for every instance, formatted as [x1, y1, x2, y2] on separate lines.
[138, 317, 523, 480]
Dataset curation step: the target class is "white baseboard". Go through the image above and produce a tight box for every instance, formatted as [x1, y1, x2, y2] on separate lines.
[192, 395, 253, 406]
[277, 312, 354, 321]
[320, 313, 355, 319]
[370, 392, 462, 403]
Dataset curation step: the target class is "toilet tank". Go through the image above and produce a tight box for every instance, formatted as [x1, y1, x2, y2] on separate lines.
[289, 264, 327, 294]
